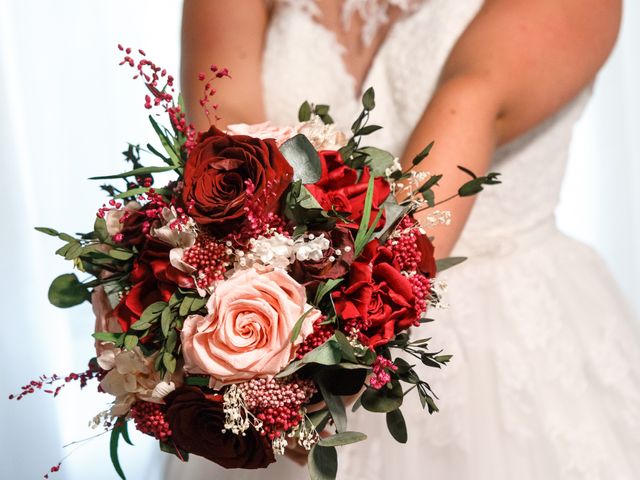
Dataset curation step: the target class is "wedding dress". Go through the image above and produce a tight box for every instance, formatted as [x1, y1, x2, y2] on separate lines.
[164, 0, 640, 478]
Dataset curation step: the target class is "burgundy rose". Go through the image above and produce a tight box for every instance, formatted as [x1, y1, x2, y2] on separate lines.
[333, 240, 418, 347]
[113, 238, 193, 331]
[305, 151, 390, 230]
[415, 230, 437, 278]
[181, 127, 293, 233]
[290, 227, 355, 287]
[165, 386, 275, 469]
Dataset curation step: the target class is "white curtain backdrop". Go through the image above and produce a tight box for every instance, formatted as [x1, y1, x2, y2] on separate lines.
[0, 1, 637, 479]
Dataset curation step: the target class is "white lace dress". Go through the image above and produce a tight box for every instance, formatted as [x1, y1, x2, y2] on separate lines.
[164, 1, 640, 478]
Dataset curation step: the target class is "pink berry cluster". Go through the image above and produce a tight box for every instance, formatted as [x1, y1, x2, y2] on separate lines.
[296, 317, 335, 359]
[238, 378, 317, 441]
[182, 235, 230, 290]
[8, 366, 102, 401]
[369, 356, 398, 390]
[198, 64, 231, 122]
[226, 180, 288, 246]
[390, 216, 424, 273]
[129, 401, 173, 441]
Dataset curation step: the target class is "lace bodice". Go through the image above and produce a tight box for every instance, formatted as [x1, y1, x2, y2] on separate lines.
[262, 0, 590, 252]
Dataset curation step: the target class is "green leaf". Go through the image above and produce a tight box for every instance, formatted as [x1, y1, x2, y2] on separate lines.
[302, 339, 342, 366]
[435, 257, 466, 272]
[179, 296, 195, 317]
[64, 242, 83, 260]
[149, 115, 181, 166]
[386, 409, 408, 443]
[412, 141, 434, 166]
[313, 278, 343, 305]
[318, 431, 367, 447]
[159, 440, 190, 461]
[161, 307, 174, 337]
[92, 332, 123, 344]
[362, 87, 375, 111]
[422, 189, 435, 207]
[419, 174, 443, 193]
[108, 248, 134, 261]
[120, 421, 134, 446]
[123, 335, 138, 351]
[298, 101, 312, 122]
[290, 308, 315, 343]
[353, 173, 376, 255]
[35, 226, 59, 236]
[360, 146, 395, 177]
[189, 296, 207, 312]
[307, 409, 331, 432]
[139, 301, 167, 324]
[360, 382, 403, 413]
[333, 330, 357, 363]
[165, 329, 178, 352]
[280, 134, 322, 184]
[317, 378, 347, 432]
[48, 273, 90, 308]
[435, 354, 453, 364]
[163, 352, 177, 373]
[355, 124, 382, 136]
[308, 444, 338, 480]
[89, 165, 176, 180]
[94, 217, 109, 242]
[110, 421, 128, 480]
[457, 165, 477, 178]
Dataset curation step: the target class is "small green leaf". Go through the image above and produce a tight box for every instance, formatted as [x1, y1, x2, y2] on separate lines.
[333, 330, 357, 363]
[302, 339, 342, 366]
[353, 173, 376, 255]
[355, 124, 382, 136]
[163, 352, 177, 373]
[317, 378, 347, 433]
[360, 382, 403, 413]
[362, 87, 375, 111]
[412, 141, 435, 166]
[94, 217, 109, 242]
[108, 248, 134, 261]
[110, 421, 128, 480]
[280, 134, 322, 184]
[179, 296, 195, 317]
[35, 226, 59, 236]
[161, 307, 174, 337]
[184, 375, 210, 387]
[189, 296, 207, 312]
[298, 101, 312, 122]
[435, 354, 453, 364]
[360, 146, 395, 177]
[308, 444, 338, 480]
[318, 431, 367, 447]
[290, 308, 314, 343]
[48, 273, 90, 308]
[149, 115, 181, 166]
[314, 278, 343, 305]
[123, 335, 138, 351]
[386, 409, 408, 443]
[64, 242, 83, 260]
[139, 301, 167, 324]
[165, 329, 178, 352]
[92, 332, 123, 344]
[418, 174, 443, 193]
[435, 257, 466, 272]
[90, 165, 176, 180]
[457, 165, 477, 178]
[307, 409, 331, 432]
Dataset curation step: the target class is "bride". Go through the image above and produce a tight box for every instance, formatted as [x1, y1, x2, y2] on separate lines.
[166, 0, 640, 478]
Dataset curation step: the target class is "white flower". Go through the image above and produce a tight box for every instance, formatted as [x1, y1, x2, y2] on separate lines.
[295, 115, 348, 150]
[292, 234, 330, 262]
[384, 157, 402, 178]
[249, 233, 295, 269]
[105, 201, 142, 236]
[98, 347, 168, 416]
[237, 233, 332, 271]
[151, 206, 197, 248]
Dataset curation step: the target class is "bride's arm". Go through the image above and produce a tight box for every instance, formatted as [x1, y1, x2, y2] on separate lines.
[181, 0, 269, 130]
[406, 0, 621, 257]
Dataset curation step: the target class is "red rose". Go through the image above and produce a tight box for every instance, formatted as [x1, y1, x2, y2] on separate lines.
[182, 127, 293, 233]
[113, 238, 193, 331]
[333, 240, 418, 347]
[415, 229, 437, 278]
[165, 386, 275, 469]
[305, 151, 390, 230]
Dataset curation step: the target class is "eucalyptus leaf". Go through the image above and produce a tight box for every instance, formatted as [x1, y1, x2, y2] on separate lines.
[317, 377, 347, 432]
[280, 134, 322, 184]
[435, 257, 467, 272]
[360, 146, 395, 177]
[298, 101, 312, 122]
[412, 141, 434, 166]
[386, 409, 408, 443]
[318, 431, 367, 447]
[308, 444, 338, 480]
[48, 273, 90, 308]
[35, 226, 59, 236]
[360, 382, 403, 413]
[362, 87, 375, 111]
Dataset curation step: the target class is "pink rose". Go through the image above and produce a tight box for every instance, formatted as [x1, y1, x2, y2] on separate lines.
[225, 121, 297, 146]
[181, 268, 320, 386]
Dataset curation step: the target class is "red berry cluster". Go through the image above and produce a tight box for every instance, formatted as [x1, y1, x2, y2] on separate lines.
[129, 401, 172, 441]
[8, 365, 103, 401]
[182, 235, 230, 290]
[198, 64, 231, 122]
[296, 317, 335, 359]
[239, 378, 317, 441]
[409, 273, 431, 316]
[390, 217, 424, 273]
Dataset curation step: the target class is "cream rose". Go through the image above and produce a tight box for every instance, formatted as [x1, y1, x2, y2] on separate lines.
[181, 268, 320, 386]
[225, 121, 297, 146]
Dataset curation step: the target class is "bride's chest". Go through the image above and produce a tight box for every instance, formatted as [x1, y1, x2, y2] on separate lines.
[261, 0, 483, 139]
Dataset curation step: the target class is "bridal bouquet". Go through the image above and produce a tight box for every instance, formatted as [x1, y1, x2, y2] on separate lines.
[15, 48, 499, 479]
